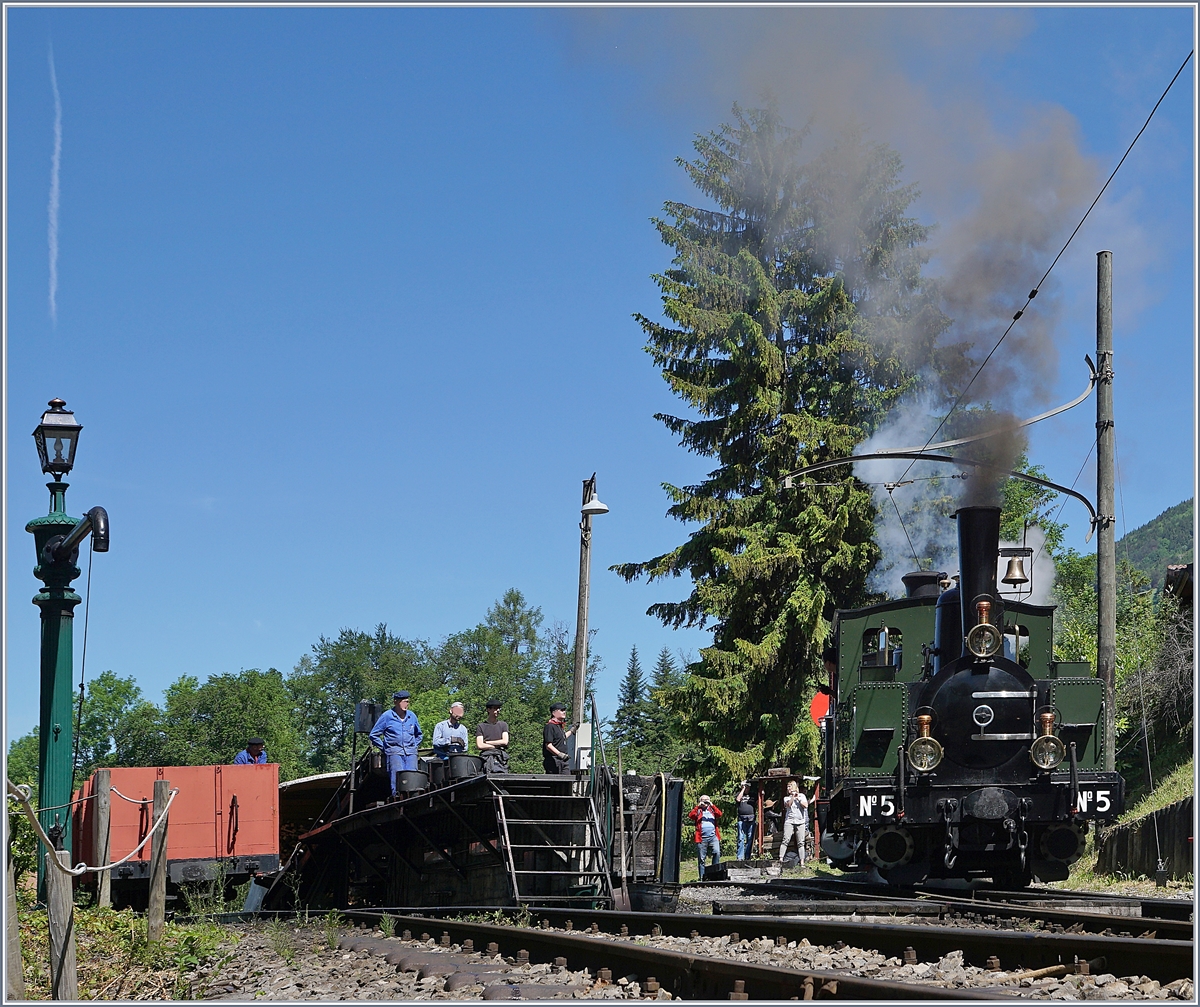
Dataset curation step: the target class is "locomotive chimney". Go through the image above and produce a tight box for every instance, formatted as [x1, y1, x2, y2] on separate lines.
[955, 505, 1003, 636]
[902, 571, 944, 599]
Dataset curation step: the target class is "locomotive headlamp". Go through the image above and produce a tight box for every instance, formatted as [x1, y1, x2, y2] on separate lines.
[965, 599, 1003, 658]
[1030, 711, 1066, 771]
[907, 714, 943, 772]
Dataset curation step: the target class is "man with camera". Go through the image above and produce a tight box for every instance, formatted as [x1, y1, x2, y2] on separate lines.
[780, 779, 809, 866]
[688, 794, 723, 880]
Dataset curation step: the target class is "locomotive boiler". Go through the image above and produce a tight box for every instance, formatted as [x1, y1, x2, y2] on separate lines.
[817, 505, 1123, 887]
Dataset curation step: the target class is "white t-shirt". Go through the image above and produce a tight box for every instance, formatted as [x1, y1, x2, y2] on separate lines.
[784, 793, 808, 826]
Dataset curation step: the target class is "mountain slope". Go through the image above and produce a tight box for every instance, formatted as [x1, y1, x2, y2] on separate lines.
[1117, 498, 1193, 587]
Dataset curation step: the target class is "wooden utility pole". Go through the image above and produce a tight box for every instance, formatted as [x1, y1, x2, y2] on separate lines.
[572, 475, 610, 730]
[571, 480, 596, 730]
[45, 850, 77, 1000]
[93, 770, 112, 909]
[1096, 250, 1117, 773]
[6, 838, 25, 1000]
[147, 780, 170, 942]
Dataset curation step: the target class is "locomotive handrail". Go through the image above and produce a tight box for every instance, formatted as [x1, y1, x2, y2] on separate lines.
[7, 778, 178, 877]
[783, 453, 1098, 541]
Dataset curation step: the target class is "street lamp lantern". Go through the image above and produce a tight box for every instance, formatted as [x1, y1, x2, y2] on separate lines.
[33, 398, 82, 479]
[581, 495, 609, 517]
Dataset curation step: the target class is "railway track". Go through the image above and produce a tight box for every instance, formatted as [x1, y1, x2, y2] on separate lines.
[337, 911, 1007, 1000]
[696, 880, 1193, 941]
[399, 904, 1192, 986]
[748, 875, 1193, 920]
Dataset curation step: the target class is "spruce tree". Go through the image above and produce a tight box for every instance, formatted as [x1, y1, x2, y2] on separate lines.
[616, 104, 949, 789]
[613, 646, 651, 753]
[644, 648, 686, 767]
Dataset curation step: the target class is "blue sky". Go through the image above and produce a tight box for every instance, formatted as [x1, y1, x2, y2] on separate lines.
[5, 7, 1194, 738]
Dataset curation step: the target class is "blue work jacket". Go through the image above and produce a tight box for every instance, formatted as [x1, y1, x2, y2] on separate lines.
[233, 748, 268, 765]
[370, 709, 423, 755]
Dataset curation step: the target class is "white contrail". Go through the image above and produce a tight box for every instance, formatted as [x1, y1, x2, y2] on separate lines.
[48, 46, 62, 325]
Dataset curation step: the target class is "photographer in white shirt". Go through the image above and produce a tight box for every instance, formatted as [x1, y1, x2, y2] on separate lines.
[780, 779, 809, 865]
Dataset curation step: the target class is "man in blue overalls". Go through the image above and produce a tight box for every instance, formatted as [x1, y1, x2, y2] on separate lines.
[370, 691, 423, 795]
[233, 737, 267, 764]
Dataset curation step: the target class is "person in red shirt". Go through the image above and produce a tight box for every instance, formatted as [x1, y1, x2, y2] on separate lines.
[688, 795, 723, 879]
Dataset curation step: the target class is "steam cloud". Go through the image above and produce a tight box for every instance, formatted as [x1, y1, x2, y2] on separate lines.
[564, 9, 1160, 596]
[48, 45, 62, 325]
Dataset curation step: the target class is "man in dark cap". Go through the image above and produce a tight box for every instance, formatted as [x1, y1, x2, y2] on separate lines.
[822, 644, 838, 684]
[475, 700, 510, 774]
[234, 737, 267, 765]
[370, 691, 423, 795]
[542, 703, 576, 775]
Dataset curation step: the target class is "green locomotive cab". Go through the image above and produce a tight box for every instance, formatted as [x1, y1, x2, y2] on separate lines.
[817, 506, 1123, 887]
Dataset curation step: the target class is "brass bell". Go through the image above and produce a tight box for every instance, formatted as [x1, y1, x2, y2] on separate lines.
[1002, 556, 1029, 586]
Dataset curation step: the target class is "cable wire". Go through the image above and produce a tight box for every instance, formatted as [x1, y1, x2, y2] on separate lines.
[1114, 441, 1163, 870]
[888, 487, 923, 570]
[69, 534, 94, 804]
[1028, 436, 1097, 576]
[897, 49, 1194, 485]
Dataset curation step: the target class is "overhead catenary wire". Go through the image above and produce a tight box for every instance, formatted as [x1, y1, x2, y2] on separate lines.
[896, 49, 1194, 486]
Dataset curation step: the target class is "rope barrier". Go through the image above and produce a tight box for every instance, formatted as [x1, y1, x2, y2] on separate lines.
[18, 791, 95, 815]
[110, 787, 155, 804]
[6, 779, 178, 877]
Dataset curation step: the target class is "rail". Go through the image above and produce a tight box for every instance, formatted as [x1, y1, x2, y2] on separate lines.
[337, 911, 1007, 1000]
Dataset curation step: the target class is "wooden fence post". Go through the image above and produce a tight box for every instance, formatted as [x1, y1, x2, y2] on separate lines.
[45, 850, 77, 1000]
[147, 781, 169, 942]
[93, 770, 111, 909]
[6, 837, 25, 1000]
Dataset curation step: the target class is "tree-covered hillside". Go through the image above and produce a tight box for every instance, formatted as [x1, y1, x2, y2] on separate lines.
[1117, 499, 1193, 587]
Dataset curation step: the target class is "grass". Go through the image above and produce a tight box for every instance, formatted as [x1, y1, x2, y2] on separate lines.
[1042, 756, 1196, 895]
[1049, 836, 1194, 896]
[1119, 757, 1193, 825]
[446, 906, 532, 928]
[13, 887, 238, 1000]
[322, 908, 344, 950]
[264, 916, 297, 966]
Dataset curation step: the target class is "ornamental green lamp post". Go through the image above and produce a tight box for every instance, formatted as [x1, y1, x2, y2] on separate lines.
[25, 399, 109, 900]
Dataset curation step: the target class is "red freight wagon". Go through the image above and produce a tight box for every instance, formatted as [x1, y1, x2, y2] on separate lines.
[74, 764, 280, 908]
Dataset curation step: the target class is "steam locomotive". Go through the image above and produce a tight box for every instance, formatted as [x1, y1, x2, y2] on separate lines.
[816, 505, 1123, 887]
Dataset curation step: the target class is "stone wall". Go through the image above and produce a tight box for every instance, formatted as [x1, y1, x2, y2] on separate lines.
[1095, 796, 1193, 880]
